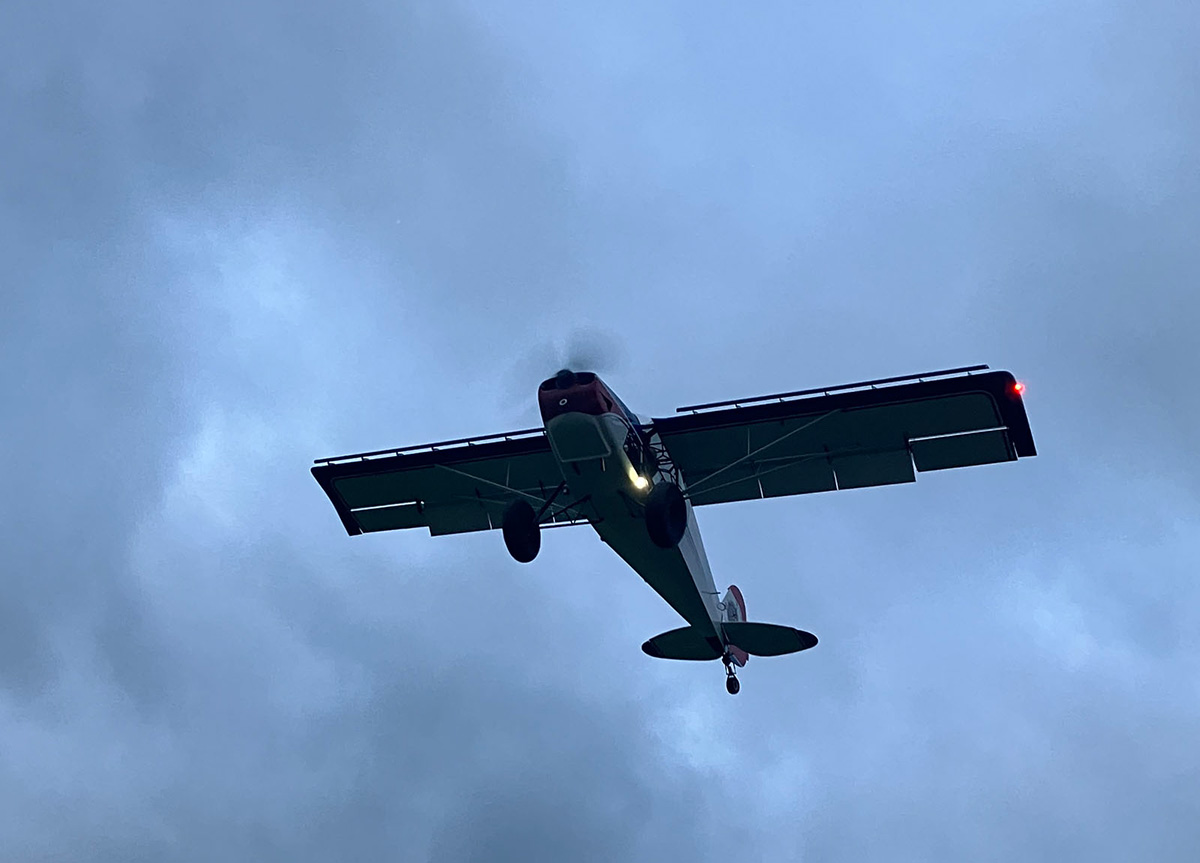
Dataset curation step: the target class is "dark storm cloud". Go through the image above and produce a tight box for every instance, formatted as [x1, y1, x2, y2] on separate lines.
[3, 0, 1199, 860]
[2, 1, 751, 860]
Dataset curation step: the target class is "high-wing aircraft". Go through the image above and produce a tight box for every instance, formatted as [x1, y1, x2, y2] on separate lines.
[313, 364, 1036, 694]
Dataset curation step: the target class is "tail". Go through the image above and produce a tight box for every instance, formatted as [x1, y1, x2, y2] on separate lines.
[721, 585, 750, 667]
[719, 585, 819, 663]
[639, 584, 818, 663]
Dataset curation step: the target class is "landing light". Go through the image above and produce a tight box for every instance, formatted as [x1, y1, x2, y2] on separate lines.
[633, 475, 649, 490]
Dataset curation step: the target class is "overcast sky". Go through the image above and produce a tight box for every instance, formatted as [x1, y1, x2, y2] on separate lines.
[3, 0, 1199, 860]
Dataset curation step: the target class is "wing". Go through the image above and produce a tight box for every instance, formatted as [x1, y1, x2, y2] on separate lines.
[312, 428, 575, 536]
[651, 368, 1036, 506]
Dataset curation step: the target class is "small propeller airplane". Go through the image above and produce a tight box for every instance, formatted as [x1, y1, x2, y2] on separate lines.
[313, 364, 1036, 694]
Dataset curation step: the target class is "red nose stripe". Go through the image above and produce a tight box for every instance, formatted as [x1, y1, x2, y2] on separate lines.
[538, 378, 620, 422]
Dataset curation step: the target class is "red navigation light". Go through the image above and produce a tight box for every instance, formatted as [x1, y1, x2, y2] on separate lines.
[1012, 381, 1026, 396]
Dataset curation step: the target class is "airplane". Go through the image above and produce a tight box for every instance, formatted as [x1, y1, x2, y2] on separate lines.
[312, 364, 1036, 694]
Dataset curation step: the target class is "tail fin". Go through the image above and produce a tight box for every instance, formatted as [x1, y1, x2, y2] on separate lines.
[722, 585, 747, 623]
[641, 586, 819, 664]
[721, 585, 749, 667]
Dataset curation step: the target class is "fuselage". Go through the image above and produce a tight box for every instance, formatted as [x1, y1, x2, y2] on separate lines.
[537, 371, 723, 639]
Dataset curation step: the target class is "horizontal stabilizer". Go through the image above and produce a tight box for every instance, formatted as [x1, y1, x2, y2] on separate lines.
[642, 626, 724, 661]
[723, 622, 818, 657]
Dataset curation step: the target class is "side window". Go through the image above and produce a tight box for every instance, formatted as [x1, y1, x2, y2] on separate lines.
[622, 426, 640, 462]
[623, 426, 656, 476]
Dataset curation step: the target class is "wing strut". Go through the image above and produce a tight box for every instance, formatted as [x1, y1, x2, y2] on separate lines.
[687, 452, 824, 500]
[433, 466, 594, 525]
[682, 410, 840, 496]
[434, 463, 547, 504]
[535, 482, 567, 520]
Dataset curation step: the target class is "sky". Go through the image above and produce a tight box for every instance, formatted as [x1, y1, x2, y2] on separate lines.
[2, 0, 1198, 860]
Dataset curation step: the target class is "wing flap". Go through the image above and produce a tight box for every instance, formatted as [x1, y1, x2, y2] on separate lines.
[759, 459, 837, 499]
[425, 502, 493, 536]
[833, 449, 915, 489]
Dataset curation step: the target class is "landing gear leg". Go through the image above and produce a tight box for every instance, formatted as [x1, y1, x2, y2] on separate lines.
[723, 654, 740, 695]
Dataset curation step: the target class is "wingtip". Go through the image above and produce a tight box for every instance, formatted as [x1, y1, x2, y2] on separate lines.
[795, 629, 819, 651]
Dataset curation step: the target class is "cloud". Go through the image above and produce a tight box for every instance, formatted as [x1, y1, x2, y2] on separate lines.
[3, 0, 1199, 860]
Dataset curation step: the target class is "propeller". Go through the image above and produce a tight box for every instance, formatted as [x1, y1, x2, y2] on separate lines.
[560, 326, 624, 375]
[498, 327, 626, 424]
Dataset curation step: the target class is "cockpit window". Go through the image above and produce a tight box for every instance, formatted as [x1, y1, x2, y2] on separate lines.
[611, 391, 640, 427]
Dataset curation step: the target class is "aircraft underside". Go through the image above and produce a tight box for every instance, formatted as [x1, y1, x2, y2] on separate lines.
[311, 364, 1037, 695]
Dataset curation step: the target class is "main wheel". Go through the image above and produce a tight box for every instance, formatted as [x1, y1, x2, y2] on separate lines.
[644, 481, 687, 549]
[502, 500, 540, 563]
[726, 676, 741, 695]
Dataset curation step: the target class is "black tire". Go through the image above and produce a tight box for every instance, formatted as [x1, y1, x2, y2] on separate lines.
[502, 500, 540, 563]
[726, 676, 740, 695]
[645, 481, 687, 549]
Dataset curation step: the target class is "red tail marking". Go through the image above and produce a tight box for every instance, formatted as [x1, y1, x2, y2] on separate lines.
[727, 584, 746, 621]
[726, 585, 749, 666]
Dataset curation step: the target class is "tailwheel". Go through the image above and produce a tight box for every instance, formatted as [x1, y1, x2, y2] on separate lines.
[723, 654, 740, 695]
